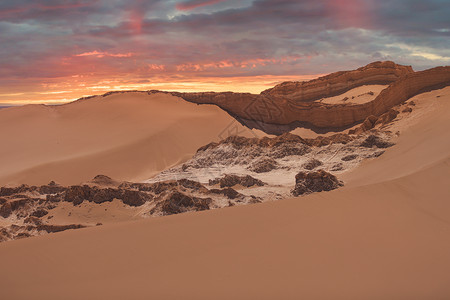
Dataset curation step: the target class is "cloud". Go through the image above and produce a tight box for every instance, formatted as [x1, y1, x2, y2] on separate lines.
[75, 51, 134, 58]
[176, 0, 226, 11]
[0, 0, 449, 103]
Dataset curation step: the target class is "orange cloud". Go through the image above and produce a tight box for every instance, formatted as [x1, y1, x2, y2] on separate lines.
[75, 51, 134, 58]
[176, 56, 304, 72]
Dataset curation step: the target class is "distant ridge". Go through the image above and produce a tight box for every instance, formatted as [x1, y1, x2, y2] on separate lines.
[68, 61, 450, 133]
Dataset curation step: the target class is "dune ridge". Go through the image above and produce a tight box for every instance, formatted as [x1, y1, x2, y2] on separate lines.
[0, 92, 262, 186]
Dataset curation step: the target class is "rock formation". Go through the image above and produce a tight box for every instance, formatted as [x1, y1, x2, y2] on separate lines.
[151, 191, 212, 216]
[302, 159, 323, 170]
[263, 61, 413, 101]
[0, 175, 264, 242]
[209, 174, 266, 188]
[162, 62, 449, 131]
[81, 61, 448, 133]
[291, 170, 343, 196]
[78, 61, 449, 133]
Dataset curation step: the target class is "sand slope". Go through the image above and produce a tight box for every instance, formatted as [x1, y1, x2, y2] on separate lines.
[342, 87, 450, 186]
[0, 92, 260, 186]
[0, 93, 449, 299]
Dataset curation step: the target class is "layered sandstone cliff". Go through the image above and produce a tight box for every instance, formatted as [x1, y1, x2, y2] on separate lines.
[90, 61, 450, 132]
[262, 61, 413, 102]
[168, 62, 450, 130]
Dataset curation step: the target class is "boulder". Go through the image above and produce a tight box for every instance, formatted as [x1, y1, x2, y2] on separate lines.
[38, 181, 66, 194]
[0, 202, 12, 218]
[121, 190, 149, 207]
[209, 174, 266, 188]
[31, 208, 48, 218]
[360, 135, 394, 148]
[302, 159, 323, 170]
[64, 185, 92, 205]
[375, 109, 399, 126]
[402, 107, 413, 113]
[159, 192, 212, 215]
[248, 157, 279, 173]
[292, 170, 343, 196]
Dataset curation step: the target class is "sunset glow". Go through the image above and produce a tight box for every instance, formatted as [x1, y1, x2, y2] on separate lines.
[1, 0, 449, 105]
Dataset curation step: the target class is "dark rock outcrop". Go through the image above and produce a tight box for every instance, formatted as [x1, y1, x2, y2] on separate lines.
[38, 181, 66, 194]
[402, 107, 413, 113]
[24, 216, 43, 225]
[360, 135, 394, 148]
[209, 188, 242, 199]
[64, 185, 151, 206]
[341, 154, 358, 161]
[209, 174, 266, 188]
[0, 202, 12, 218]
[121, 190, 149, 206]
[374, 109, 399, 126]
[36, 224, 86, 233]
[64, 185, 92, 205]
[157, 192, 212, 216]
[0, 198, 32, 218]
[248, 157, 279, 173]
[292, 170, 343, 196]
[302, 159, 323, 170]
[31, 208, 48, 218]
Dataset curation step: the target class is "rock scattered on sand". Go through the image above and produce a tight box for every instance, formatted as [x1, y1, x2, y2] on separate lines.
[374, 109, 399, 126]
[402, 107, 413, 113]
[360, 135, 394, 148]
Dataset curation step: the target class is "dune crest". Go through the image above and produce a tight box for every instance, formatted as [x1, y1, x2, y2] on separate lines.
[0, 92, 262, 186]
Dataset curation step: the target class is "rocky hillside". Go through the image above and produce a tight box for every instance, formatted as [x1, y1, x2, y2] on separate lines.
[1, 128, 396, 242]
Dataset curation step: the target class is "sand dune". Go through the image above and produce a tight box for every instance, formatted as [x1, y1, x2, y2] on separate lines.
[343, 87, 450, 186]
[0, 89, 449, 299]
[0, 92, 261, 186]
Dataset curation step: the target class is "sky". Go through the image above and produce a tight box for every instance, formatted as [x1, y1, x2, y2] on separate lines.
[0, 0, 449, 105]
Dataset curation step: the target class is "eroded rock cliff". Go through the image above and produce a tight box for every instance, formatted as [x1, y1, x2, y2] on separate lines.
[166, 62, 449, 131]
[263, 61, 413, 102]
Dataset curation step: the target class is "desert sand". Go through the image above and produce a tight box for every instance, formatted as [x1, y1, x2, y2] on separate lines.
[319, 84, 387, 104]
[0, 87, 449, 299]
[0, 92, 262, 186]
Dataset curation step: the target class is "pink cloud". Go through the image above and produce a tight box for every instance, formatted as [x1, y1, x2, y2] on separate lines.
[75, 51, 134, 58]
[176, 0, 226, 11]
[176, 56, 304, 72]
